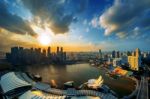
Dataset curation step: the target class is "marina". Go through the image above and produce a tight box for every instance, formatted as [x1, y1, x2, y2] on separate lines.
[24, 63, 135, 98]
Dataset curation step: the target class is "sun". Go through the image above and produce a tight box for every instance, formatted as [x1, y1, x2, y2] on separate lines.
[37, 33, 51, 46]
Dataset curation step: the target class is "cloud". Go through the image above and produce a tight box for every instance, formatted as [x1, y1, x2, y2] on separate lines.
[99, 0, 150, 38]
[116, 32, 126, 39]
[86, 28, 89, 32]
[83, 19, 87, 25]
[78, 35, 83, 40]
[0, 1, 36, 36]
[0, 29, 38, 51]
[21, 0, 87, 34]
[91, 17, 99, 28]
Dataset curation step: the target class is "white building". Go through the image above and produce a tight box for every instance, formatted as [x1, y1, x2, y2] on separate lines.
[87, 76, 103, 89]
[113, 58, 122, 67]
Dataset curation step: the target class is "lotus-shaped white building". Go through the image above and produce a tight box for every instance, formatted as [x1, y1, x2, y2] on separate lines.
[87, 76, 104, 89]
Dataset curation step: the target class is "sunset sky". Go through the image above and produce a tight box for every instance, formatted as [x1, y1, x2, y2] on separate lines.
[0, 0, 150, 52]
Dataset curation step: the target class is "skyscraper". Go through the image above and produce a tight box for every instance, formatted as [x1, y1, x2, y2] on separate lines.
[43, 49, 46, 57]
[47, 47, 51, 57]
[63, 52, 66, 62]
[11, 47, 19, 54]
[135, 48, 141, 57]
[57, 47, 59, 54]
[60, 47, 63, 52]
[116, 51, 120, 58]
[127, 51, 131, 56]
[99, 49, 102, 59]
[128, 48, 141, 71]
[112, 50, 116, 58]
[37, 48, 41, 53]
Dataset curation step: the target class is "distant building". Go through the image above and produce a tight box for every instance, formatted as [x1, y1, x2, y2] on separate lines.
[135, 48, 141, 57]
[143, 52, 149, 58]
[132, 51, 136, 56]
[128, 48, 141, 71]
[47, 47, 51, 57]
[116, 51, 120, 58]
[57, 47, 59, 54]
[126, 51, 131, 56]
[111, 51, 116, 58]
[6, 46, 67, 65]
[113, 58, 122, 67]
[99, 49, 102, 59]
[107, 58, 113, 63]
[43, 49, 46, 57]
[121, 56, 128, 64]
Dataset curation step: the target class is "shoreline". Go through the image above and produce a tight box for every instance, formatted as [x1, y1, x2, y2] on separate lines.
[0, 62, 136, 98]
[90, 64, 136, 98]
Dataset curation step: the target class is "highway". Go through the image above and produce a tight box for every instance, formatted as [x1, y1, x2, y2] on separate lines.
[136, 76, 149, 99]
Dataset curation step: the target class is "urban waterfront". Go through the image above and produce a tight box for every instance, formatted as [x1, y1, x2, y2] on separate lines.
[25, 63, 135, 97]
[0, 0, 150, 98]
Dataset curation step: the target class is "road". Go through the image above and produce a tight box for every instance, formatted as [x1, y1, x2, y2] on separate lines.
[136, 76, 149, 99]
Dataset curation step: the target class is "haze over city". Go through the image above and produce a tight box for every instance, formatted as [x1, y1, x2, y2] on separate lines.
[0, 0, 150, 52]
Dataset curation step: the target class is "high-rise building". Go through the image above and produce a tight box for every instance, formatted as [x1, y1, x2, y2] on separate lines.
[60, 47, 63, 52]
[43, 49, 46, 57]
[6, 46, 67, 65]
[132, 51, 136, 56]
[19, 47, 23, 51]
[10, 47, 19, 65]
[60, 47, 63, 61]
[63, 52, 66, 61]
[127, 51, 131, 56]
[57, 47, 59, 54]
[99, 49, 102, 59]
[135, 48, 141, 57]
[128, 48, 141, 71]
[112, 50, 116, 58]
[37, 48, 41, 53]
[47, 47, 51, 57]
[11, 47, 19, 54]
[116, 51, 120, 58]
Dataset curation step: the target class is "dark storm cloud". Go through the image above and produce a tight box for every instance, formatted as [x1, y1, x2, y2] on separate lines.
[99, 0, 150, 38]
[21, 0, 88, 34]
[0, 1, 36, 36]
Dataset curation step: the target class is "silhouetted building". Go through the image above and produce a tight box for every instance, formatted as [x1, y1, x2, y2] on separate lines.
[6, 46, 67, 66]
[60, 47, 63, 52]
[127, 51, 131, 56]
[43, 49, 46, 57]
[116, 51, 120, 58]
[47, 47, 51, 57]
[57, 47, 59, 54]
[99, 49, 102, 59]
[112, 51, 116, 58]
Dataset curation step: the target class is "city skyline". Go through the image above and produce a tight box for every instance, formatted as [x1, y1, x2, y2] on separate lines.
[0, 0, 150, 52]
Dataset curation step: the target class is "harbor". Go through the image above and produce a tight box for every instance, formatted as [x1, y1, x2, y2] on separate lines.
[24, 63, 135, 98]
